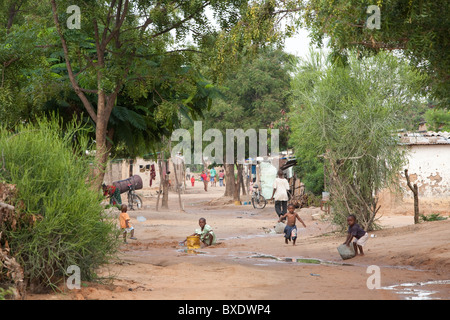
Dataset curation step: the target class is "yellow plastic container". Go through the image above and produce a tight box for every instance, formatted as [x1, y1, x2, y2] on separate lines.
[186, 236, 201, 249]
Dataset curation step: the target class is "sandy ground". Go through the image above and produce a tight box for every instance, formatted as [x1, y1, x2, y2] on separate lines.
[27, 183, 449, 301]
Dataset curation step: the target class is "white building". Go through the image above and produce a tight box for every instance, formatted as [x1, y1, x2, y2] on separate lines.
[379, 131, 450, 215]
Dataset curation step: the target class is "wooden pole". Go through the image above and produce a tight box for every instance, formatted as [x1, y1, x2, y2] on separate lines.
[404, 169, 420, 224]
[172, 159, 185, 212]
[156, 152, 162, 211]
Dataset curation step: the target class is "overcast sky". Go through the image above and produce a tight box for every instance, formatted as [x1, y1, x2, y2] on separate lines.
[283, 27, 331, 61]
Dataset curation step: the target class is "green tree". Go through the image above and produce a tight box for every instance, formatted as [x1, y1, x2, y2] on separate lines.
[424, 108, 450, 131]
[0, 1, 59, 128]
[199, 47, 295, 200]
[46, 0, 301, 187]
[301, 0, 450, 107]
[289, 50, 427, 231]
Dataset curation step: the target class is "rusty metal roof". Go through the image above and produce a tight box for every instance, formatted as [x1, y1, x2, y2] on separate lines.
[398, 131, 450, 145]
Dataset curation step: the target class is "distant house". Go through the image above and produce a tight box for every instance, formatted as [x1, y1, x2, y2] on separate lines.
[379, 131, 450, 215]
[103, 158, 160, 188]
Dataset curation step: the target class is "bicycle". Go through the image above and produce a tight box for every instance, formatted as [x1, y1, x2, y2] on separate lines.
[251, 184, 267, 209]
[126, 183, 143, 210]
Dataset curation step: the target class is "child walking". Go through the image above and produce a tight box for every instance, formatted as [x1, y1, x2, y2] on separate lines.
[278, 204, 306, 245]
[119, 204, 137, 244]
[343, 214, 369, 256]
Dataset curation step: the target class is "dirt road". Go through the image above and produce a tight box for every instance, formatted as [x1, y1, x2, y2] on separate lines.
[28, 184, 450, 300]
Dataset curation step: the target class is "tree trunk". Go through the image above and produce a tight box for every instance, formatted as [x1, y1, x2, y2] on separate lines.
[224, 164, 235, 197]
[413, 186, 419, 224]
[162, 160, 169, 209]
[233, 164, 242, 202]
[405, 169, 419, 224]
[173, 160, 184, 212]
[92, 93, 110, 189]
[156, 156, 163, 211]
[6, 2, 18, 33]
[51, 0, 131, 190]
[240, 166, 247, 196]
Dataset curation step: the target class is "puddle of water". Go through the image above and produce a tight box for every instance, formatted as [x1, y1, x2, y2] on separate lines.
[250, 254, 280, 260]
[246, 253, 354, 267]
[176, 248, 207, 254]
[221, 234, 278, 241]
[380, 280, 450, 300]
[295, 258, 321, 264]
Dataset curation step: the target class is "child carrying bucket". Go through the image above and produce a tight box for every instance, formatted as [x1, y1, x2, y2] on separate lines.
[343, 214, 369, 256]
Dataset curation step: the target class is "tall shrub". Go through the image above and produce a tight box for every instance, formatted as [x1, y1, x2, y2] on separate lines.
[290, 51, 427, 231]
[0, 117, 119, 291]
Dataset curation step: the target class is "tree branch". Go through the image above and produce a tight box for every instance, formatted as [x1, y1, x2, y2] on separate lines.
[150, 1, 211, 39]
[404, 169, 415, 192]
[50, 0, 98, 123]
[0, 201, 15, 211]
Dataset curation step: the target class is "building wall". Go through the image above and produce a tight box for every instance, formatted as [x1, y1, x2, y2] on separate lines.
[103, 158, 160, 188]
[131, 158, 160, 188]
[403, 145, 450, 198]
[378, 144, 450, 215]
[103, 160, 127, 185]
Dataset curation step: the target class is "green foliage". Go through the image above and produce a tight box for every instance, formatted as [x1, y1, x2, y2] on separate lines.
[420, 213, 448, 222]
[200, 47, 295, 161]
[2, 0, 273, 163]
[0, 287, 14, 300]
[289, 50, 426, 231]
[0, 117, 120, 291]
[424, 109, 450, 132]
[302, 0, 450, 107]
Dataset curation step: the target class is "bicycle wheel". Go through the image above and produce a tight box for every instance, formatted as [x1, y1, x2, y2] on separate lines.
[252, 194, 267, 209]
[128, 193, 143, 210]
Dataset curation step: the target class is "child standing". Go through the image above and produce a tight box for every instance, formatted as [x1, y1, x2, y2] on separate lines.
[278, 204, 306, 245]
[201, 171, 208, 191]
[191, 175, 195, 187]
[119, 204, 137, 244]
[343, 214, 369, 256]
[218, 170, 225, 187]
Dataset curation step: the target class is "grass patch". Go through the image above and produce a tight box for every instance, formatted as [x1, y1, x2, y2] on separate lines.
[296, 258, 321, 264]
[420, 213, 448, 222]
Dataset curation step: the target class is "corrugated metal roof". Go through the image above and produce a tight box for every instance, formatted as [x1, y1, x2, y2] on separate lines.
[398, 131, 450, 145]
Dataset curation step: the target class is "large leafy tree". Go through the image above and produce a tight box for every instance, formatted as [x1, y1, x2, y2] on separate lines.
[289, 50, 427, 230]
[300, 0, 449, 107]
[46, 0, 304, 187]
[198, 47, 295, 200]
[0, 1, 59, 127]
[1, 0, 274, 186]
[47, 0, 223, 186]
